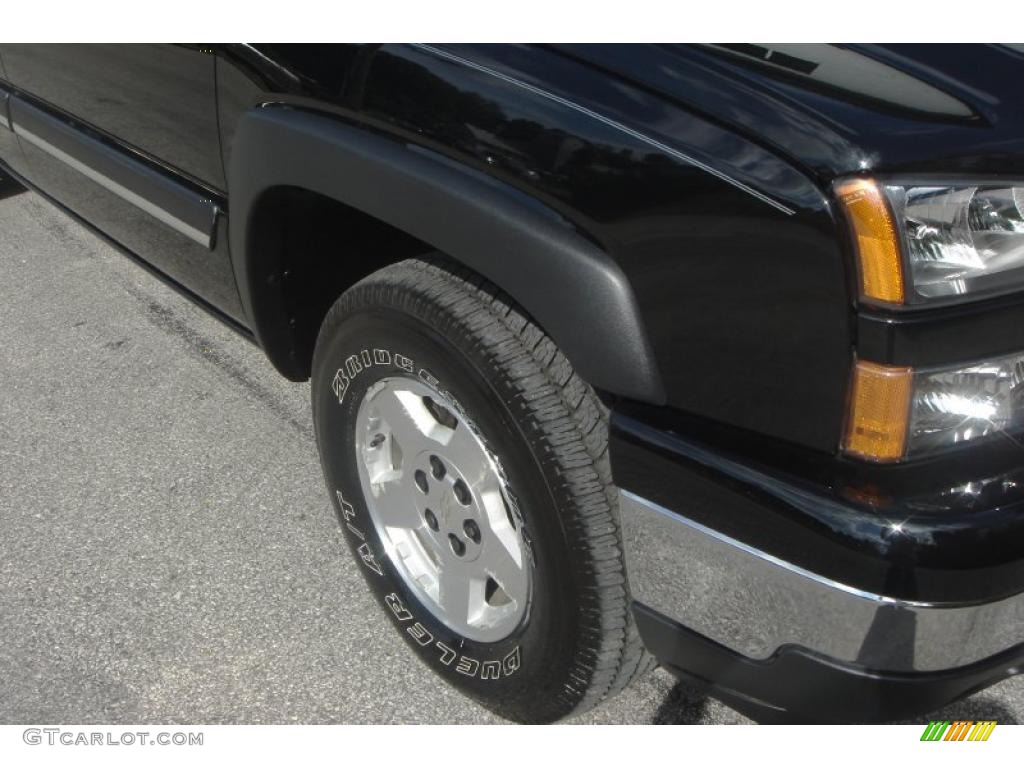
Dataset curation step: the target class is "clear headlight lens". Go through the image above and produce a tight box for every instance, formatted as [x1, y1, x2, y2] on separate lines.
[836, 179, 1024, 306]
[845, 351, 1024, 461]
[888, 185, 1024, 301]
[910, 351, 1024, 454]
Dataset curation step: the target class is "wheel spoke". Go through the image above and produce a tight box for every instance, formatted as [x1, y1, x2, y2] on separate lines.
[438, 562, 477, 624]
[369, 477, 422, 531]
[484, 533, 527, 600]
[372, 388, 431, 451]
[440, 420, 492, 486]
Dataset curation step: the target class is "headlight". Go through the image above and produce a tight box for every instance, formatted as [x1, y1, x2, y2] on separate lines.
[844, 352, 1024, 461]
[911, 352, 1024, 454]
[836, 179, 1024, 306]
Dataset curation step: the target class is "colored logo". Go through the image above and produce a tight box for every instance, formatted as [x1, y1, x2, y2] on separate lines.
[920, 721, 997, 741]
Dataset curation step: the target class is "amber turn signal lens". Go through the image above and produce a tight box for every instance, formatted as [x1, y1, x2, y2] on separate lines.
[844, 360, 913, 462]
[836, 178, 905, 305]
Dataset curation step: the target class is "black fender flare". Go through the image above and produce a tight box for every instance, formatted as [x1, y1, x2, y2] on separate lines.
[228, 106, 665, 404]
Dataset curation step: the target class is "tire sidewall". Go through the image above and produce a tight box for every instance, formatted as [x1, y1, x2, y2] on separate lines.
[312, 304, 579, 719]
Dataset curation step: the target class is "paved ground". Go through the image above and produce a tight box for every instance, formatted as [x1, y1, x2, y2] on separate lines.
[0, 175, 1021, 724]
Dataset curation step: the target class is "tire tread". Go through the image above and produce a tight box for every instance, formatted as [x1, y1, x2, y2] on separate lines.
[321, 256, 654, 721]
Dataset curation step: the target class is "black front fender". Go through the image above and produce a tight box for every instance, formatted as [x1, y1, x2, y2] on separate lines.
[228, 105, 664, 403]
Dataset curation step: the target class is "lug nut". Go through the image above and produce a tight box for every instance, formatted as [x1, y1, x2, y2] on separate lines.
[424, 509, 439, 531]
[453, 479, 471, 505]
[448, 534, 466, 557]
[414, 469, 429, 494]
[463, 519, 481, 543]
[429, 455, 446, 479]
[369, 433, 385, 448]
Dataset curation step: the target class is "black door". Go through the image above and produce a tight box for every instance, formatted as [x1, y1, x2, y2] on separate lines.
[0, 44, 244, 322]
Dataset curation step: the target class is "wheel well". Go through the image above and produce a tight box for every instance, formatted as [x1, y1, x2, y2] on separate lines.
[245, 186, 435, 380]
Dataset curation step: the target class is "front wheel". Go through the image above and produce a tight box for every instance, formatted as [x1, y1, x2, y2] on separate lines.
[311, 257, 652, 723]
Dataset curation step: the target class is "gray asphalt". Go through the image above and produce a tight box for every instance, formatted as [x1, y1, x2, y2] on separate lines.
[0, 176, 1021, 725]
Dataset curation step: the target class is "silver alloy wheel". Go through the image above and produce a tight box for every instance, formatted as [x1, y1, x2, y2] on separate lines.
[354, 376, 530, 643]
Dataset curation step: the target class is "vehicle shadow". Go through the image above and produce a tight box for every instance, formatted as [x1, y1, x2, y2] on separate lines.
[0, 173, 26, 201]
[653, 679, 1020, 725]
[652, 680, 715, 724]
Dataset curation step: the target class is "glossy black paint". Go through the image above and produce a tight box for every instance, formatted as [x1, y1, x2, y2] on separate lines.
[0, 44, 244, 322]
[8, 43, 1021, 453]
[215, 43, 853, 451]
[611, 404, 1024, 604]
[1, 45, 1024, 605]
[858, 292, 1024, 368]
[559, 44, 1024, 179]
[1, 44, 225, 189]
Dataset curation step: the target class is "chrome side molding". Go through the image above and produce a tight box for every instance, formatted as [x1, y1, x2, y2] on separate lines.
[8, 95, 217, 248]
[619, 489, 1024, 672]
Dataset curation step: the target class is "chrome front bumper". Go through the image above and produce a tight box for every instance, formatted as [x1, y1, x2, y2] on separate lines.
[620, 490, 1024, 672]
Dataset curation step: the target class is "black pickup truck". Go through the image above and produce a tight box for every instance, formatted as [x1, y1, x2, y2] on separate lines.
[2, 44, 1023, 724]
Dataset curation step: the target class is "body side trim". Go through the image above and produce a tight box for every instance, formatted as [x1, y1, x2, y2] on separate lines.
[8, 96, 218, 248]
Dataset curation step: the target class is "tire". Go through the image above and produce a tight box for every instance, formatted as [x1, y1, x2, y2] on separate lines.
[310, 256, 653, 723]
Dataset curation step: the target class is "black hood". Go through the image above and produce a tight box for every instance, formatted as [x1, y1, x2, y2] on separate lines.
[554, 44, 1024, 182]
